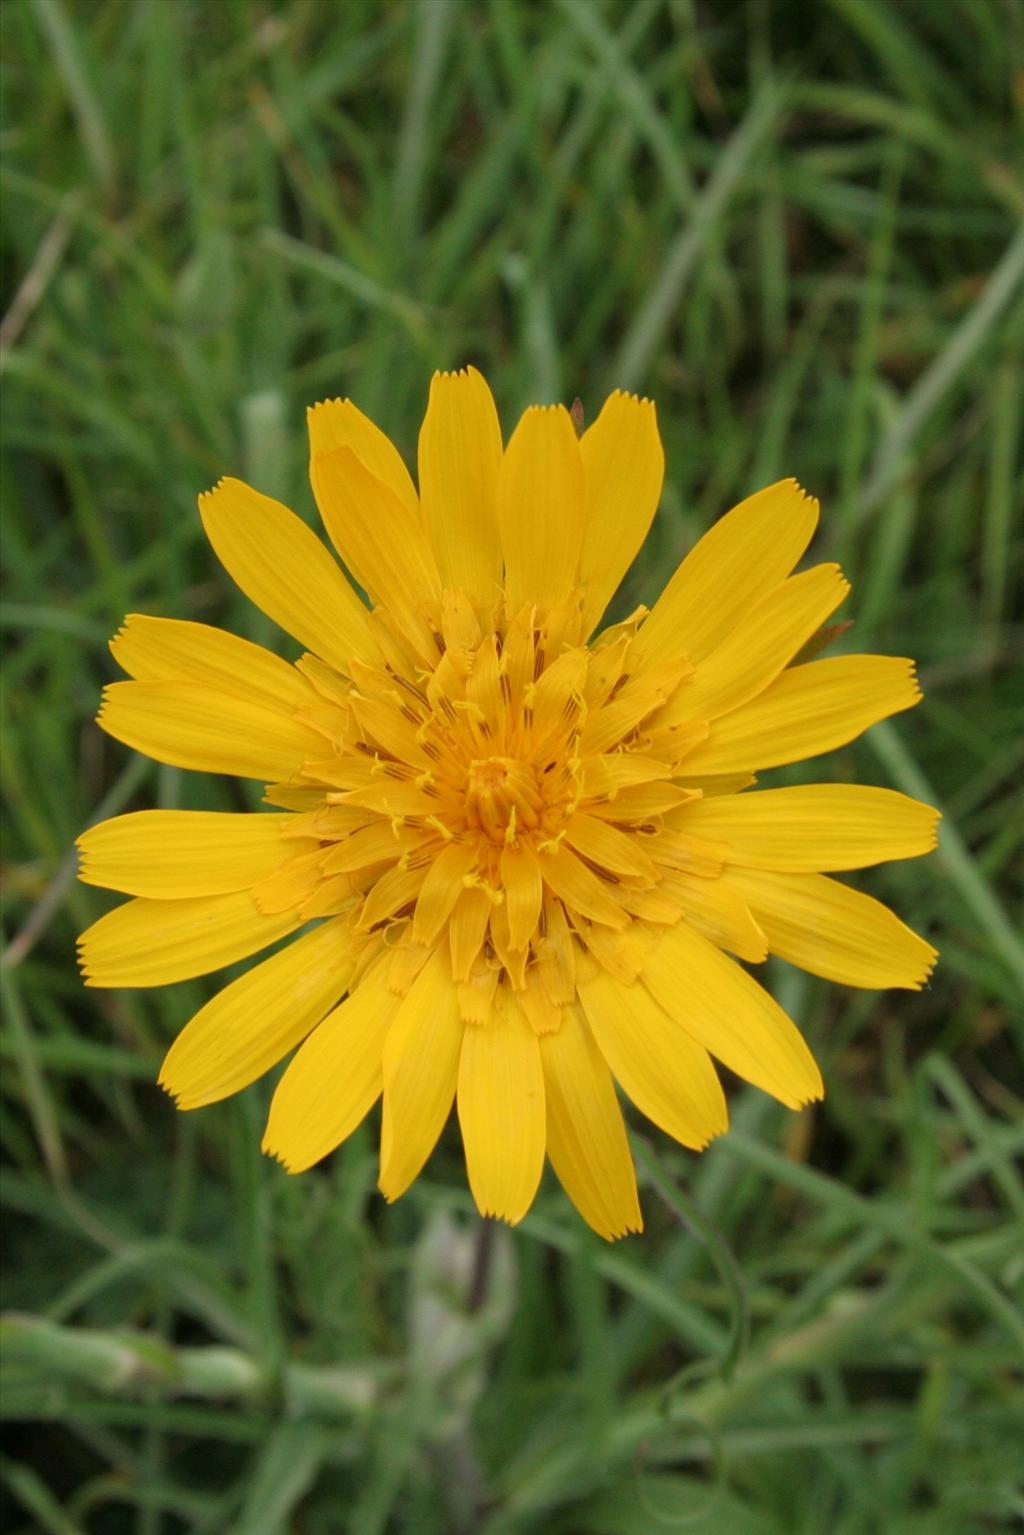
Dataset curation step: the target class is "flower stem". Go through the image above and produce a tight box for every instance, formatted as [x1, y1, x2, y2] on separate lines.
[1, 1312, 391, 1419]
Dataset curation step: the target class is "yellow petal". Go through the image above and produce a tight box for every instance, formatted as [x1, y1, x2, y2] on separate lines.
[498, 405, 584, 610]
[296, 692, 353, 740]
[262, 963, 398, 1171]
[659, 870, 768, 962]
[307, 397, 419, 518]
[488, 898, 528, 990]
[310, 446, 441, 653]
[466, 634, 502, 724]
[79, 890, 302, 988]
[357, 860, 429, 932]
[576, 919, 652, 984]
[159, 916, 357, 1108]
[199, 478, 378, 672]
[563, 812, 659, 882]
[539, 845, 628, 929]
[580, 752, 674, 799]
[418, 367, 503, 600]
[98, 680, 325, 781]
[679, 656, 922, 776]
[321, 820, 422, 876]
[581, 656, 692, 757]
[584, 631, 629, 707]
[724, 867, 938, 989]
[298, 875, 352, 920]
[646, 825, 728, 878]
[541, 1006, 642, 1240]
[658, 564, 849, 725]
[287, 803, 374, 839]
[110, 615, 310, 712]
[578, 391, 664, 635]
[643, 921, 823, 1109]
[535, 892, 576, 1004]
[252, 846, 327, 914]
[264, 784, 334, 812]
[411, 841, 479, 945]
[387, 939, 433, 996]
[519, 965, 564, 1031]
[528, 648, 589, 741]
[440, 589, 481, 650]
[348, 694, 431, 770]
[458, 966, 500, 1025]
[77, 811, 290, 898]
[296, 651, 352, 708]
[336, 779, 440, 820]
[578, 968, 728, 1150]
[677, 785, 940, 871]
[633, 479, 819, 669]
[675, 772, 757, 797]
[379, 948, 463, 1201]
[587, 780, 698, 824]
[633, 721, 711, 772]
[615, 885, 683, 924]
[449, 885, 494, 980]
[457, 989, 545, 1225]
[304, 755, 384, 791]
[500, 843, 543, 950]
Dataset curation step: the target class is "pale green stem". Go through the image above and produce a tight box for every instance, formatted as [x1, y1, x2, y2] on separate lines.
[1, 1313, 392, 1420]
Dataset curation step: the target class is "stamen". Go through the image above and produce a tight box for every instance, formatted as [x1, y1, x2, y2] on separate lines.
[391, 670, 428, 706]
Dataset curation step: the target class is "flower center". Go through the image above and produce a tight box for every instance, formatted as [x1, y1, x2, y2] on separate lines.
[465, 756, 544, 844]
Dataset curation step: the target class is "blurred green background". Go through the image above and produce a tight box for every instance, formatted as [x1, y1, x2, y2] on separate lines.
[2, 0, 1023, 1530]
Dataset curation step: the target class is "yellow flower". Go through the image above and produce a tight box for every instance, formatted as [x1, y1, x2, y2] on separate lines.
[77, 370, 938, 1239]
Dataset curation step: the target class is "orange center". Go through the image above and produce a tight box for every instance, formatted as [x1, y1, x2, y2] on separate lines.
[465, 756, 544, 843]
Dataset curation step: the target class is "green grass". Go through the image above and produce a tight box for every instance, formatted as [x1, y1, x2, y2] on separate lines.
[2, 0, 1022, 1530]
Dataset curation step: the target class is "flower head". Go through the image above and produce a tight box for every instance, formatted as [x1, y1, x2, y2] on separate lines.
[78, 370, 938, 1238]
